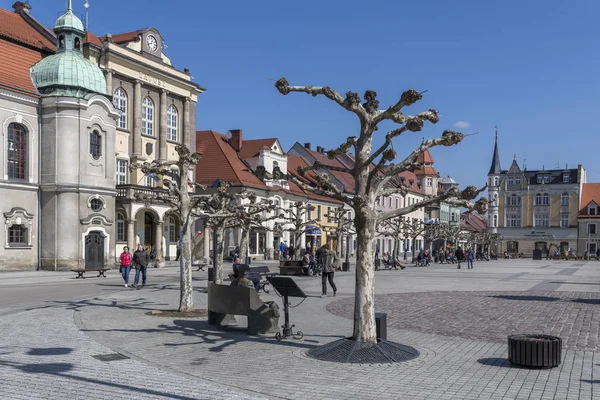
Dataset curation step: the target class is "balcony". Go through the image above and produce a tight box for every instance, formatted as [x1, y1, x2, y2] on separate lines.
[116, 185, 178, 204]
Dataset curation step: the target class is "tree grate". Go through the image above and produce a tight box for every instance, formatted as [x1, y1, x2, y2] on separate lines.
[92, 353, 130, 362]
[306, 338, 419, 364]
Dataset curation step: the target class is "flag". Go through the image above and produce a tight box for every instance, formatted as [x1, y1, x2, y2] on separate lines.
[145, 173, 159, 182]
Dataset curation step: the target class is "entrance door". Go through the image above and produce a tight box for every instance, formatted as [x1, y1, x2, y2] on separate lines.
[85, 231, 104, 269]
[144, 213, 154, 251]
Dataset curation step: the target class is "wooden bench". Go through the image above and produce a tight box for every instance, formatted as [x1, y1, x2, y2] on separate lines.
[71, 268, 108, 279]
[278, 260, 304, 276]
[207, 283, 279, 335]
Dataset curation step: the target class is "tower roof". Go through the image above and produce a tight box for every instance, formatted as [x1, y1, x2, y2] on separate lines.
[30, 0, 107, 98]
[416, 149, 434, 164]
[488, 130, 501, 175]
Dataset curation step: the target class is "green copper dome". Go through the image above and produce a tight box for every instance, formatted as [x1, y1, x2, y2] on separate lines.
[30, 0, 107, 99]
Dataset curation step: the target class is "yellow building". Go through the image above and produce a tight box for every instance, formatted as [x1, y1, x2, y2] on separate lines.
[488, 136, 585, 256]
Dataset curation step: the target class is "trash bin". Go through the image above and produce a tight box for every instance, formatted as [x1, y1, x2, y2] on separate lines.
[342, 261, 350, 271]
[375, 312, 387, 341]
[532, 249, 542, 260]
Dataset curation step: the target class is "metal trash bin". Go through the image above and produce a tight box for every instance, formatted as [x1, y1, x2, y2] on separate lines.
[375, 312, 387, 341]
[342, 262, 350, 271]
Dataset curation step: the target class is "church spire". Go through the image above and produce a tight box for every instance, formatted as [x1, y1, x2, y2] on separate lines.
[488, 126, 501, 175]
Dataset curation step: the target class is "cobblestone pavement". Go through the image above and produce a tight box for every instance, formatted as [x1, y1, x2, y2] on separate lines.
[327, 291, 600, 351]
[3, 259, 600, 399]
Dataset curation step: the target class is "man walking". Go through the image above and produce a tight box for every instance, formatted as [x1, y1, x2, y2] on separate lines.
[132, 244, 150, 288]
[320, 244, 338, 298]
[466, 247, 475, 269]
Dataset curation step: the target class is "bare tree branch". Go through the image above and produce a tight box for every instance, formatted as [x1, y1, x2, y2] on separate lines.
[373, 88, 424, 123]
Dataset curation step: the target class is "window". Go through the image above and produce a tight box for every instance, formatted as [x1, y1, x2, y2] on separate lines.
[7, 123, 27, 180]
[307, 205, 313, 221]
[317, 205, 322, 220]
[145, 175, 156, 187]
[142, 97, 154, 135]
[507, 241, 519, 253]
[388, 197, 392, 208]
[167, 105, 178, 141]
[535, 193, 549, 205]
[563, 174, 570, 183]
[508, 177, 514, 186]
[515, 177, 521, 185]
[169, 216, 179, 242]
[590, 205, 597, 215]
[113, 88, 128, 129]
[90, 131, 101, 160]
[426, 177, 432, 187]
[588, 223, 597, 235]
[493, 214, 498, 227]
[507, 214, 521, 227]
[74, 37, 80, 51]
[116, 159, 128, 185]
[90, 199, 103, 212]
[561, 193, 569, 206]
[58, 35, 64, 49]
[534, 213, 549, 228]
[327, 207, 331, 223]
[507, 194, 521, 206]
[116, 213, 126, 242]
[8, 225, 26, 244]
[494, 177, 498, 186]
[543, 193, 549, 205]
[560, 214, 569, 228]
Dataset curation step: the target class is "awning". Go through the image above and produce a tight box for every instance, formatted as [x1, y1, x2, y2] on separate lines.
[306, 225, 321, 235]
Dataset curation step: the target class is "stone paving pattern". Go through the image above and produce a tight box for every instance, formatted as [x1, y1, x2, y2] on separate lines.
[1, 259, 600, 399]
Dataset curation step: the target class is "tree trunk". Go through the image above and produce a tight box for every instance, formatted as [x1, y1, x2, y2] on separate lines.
[215, 226, 225, 284]
[240, 226, 249, 262]
[178, 197, 194, 312]
[353, 212, 377, 343]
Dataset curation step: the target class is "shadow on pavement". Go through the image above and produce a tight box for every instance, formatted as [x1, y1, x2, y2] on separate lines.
[572, 299, 600, 305]
[581, 380, 600, 384]
[477, 357, 513, 368]
[487, 295, 560, 302]
[0, 348, 200, 400]
[35, 297, 170, 312]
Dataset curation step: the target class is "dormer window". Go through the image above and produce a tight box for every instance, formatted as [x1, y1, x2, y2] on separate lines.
[563, 174, 570, 183]
[590, 204, 597, 216]
[537, 174, 550, 184]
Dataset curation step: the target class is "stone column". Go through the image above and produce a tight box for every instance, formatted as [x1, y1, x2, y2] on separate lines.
[183, 97, 191, 149]
[127, 219, 135, 252]
[159, 89, 168, 162]
[266, 229, 274, 260]
[155, 221, 163, 267]
[105, 69, 113, 95]
[132, 80, 142, 159]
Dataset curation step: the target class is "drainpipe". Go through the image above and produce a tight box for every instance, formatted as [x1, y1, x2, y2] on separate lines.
[37, 101, 42, 271]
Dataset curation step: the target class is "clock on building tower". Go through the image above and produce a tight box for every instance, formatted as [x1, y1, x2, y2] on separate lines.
[146, 34, 158, 52]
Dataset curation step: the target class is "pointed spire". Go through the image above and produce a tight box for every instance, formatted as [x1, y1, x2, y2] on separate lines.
[488, 126, 501, 175]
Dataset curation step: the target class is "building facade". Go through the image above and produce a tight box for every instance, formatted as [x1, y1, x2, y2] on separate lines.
[0, 2, 202, 270]
[487, 135, 585, 256]
[577, 183, 600, 256]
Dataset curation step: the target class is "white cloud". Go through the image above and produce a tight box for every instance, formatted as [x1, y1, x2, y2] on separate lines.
[453, 121, 470, 129]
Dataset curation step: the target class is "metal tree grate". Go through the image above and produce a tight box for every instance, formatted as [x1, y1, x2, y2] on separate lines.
[307, 338, 419, 364]
[92, 353, 130, 362]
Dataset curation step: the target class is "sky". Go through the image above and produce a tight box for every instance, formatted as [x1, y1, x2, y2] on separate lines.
[6, 0, 600, 187]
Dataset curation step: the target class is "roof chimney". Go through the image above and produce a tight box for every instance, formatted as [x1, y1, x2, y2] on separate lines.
[304, 142, 311, 150]
[229, 129, 243, 152]
[316, 146, 323, 154]
[12, 1, 31, 13]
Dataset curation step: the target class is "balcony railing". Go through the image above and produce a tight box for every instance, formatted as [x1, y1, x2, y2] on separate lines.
[116, 185, 178, 204]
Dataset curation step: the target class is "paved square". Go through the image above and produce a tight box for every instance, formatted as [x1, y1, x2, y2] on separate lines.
[1, 258, 600, 399]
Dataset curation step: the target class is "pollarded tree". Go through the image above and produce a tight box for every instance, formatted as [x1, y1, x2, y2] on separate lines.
[276, 78, 487, 343]
[130, 145, 202, 312]
[324, 206, 352, 259]
[279, 201, 318, 258]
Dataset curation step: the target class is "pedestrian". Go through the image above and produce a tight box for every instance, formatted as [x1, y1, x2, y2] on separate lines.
[288, 244, 295, 260]
[455, 246, 464, 269]
[232, 257, 260, 291]
[119, 246, 132, 288]
[175, 246, 181, 261]
[320, 244, 338, 298]
[466, 247, 474, 269]
[132, 244, 150, 288]
[279, 241, 287, 260]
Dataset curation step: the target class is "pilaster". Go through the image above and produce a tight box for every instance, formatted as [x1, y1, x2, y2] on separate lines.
[159, 89, 168, 162]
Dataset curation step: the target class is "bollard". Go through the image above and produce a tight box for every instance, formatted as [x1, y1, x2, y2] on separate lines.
[375, 312, 387, 341]
[342, 262, 350, 271]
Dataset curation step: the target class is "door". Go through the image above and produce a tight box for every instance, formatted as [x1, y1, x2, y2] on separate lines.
[85, 231, 104, 269]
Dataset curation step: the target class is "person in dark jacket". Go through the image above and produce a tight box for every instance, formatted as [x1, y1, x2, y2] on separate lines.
[132, 244, 150, 288]
[455, 247, 464, 269]
[320, 244, 338, 297]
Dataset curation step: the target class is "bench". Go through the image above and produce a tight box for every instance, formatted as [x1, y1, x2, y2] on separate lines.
[248, 266, 276, 293]
[71, 268, 108, 279]
[278, 260, 304, 276]
[193, 262, 207, 271]
[207, 283, 279, 335]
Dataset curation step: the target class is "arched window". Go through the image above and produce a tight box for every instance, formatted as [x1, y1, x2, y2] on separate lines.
[74, 37, 81, 51]
[142, 97, 154, 135]
[58, 35, 65, 49]
[494, 177, 498, 186]
[116, 213, 126, 242]
[561, 193, 569, 206]
[543, 193, 550, 205]
[167, 105, 178, 141]
[113, 88, 127, 129]
[493, 214, 498, 227]
[7, 123, 27, 180]
[535, 193, 542, 205]
[169, 216, 179, 243]
[89, 130, 101, 160]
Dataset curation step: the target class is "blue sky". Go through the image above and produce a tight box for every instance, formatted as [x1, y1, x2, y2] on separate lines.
[8, 0, 600, 187]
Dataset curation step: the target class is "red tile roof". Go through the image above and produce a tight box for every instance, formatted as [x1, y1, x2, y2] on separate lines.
[0, 38, 44, 95]
[397, 171, 424, 194]
[100, 30, 141, 45]
[416, 149, 434, 164]
[307, 149, 356, 192]
[579, 183, 600, 217]
[0, 8, 55, 51]
[461, 212, 488, 232]
[237, 138, 277, 159]
[84, 31, 104, 48]
[415, 166, 438, 176]
[195, 130, 267, 189]
[286, 155, 341, 203]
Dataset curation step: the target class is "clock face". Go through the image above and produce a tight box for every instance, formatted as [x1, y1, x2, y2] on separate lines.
[146, 34, 158, 52]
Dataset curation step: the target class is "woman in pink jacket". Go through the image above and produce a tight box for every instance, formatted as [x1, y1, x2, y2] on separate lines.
[119, 246, 132, 288]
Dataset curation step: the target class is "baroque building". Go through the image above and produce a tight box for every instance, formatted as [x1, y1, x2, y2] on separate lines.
[487, 134, 585, 256]
[0, 2, 202, 270]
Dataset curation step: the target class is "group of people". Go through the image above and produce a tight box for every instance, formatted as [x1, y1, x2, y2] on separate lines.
[278, 241, 296, 260]
[118, 244, 153, 288]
